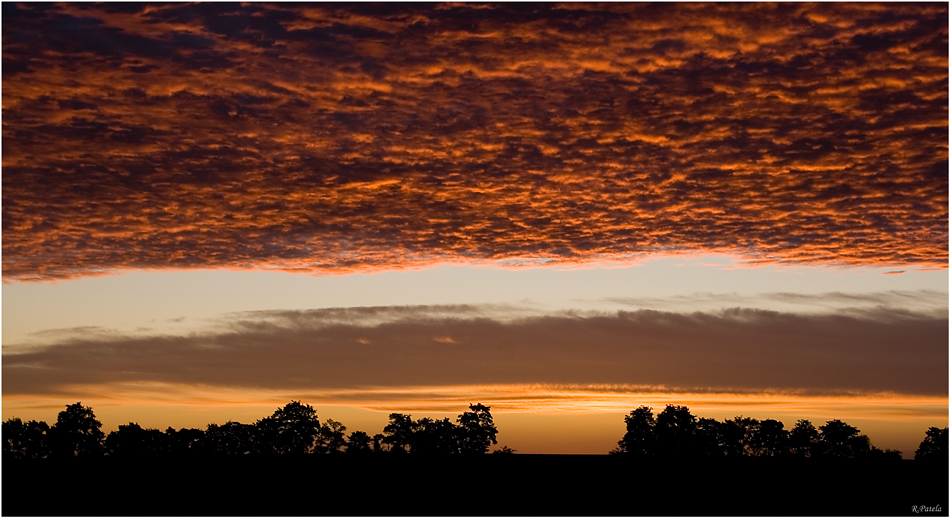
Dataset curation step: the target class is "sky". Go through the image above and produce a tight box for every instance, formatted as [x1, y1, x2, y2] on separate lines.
[2, 2, 947, 456]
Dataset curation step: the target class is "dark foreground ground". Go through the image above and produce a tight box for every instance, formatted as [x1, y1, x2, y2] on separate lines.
[3, 455, 948, 516]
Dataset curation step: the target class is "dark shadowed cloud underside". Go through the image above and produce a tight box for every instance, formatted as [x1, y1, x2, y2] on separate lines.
[2, 3, 947, 280]
[4, 305, 946, 398]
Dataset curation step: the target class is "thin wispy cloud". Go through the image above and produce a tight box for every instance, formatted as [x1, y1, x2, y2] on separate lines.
[607, 290, 949, 317]
[3, 3, 946, 281]
[219, 303, 548, 330]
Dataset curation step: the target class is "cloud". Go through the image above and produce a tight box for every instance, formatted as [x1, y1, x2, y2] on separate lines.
[607, 289, 949, 317]
[4, 305, 946, 399]
[2, 3, 946, 280]
[761, 290, 946, 308]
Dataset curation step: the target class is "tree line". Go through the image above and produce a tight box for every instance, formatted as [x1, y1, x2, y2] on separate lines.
[611, 404, 948, 460]
[4, 401, 946, 461]
[2, 401, 506, 459]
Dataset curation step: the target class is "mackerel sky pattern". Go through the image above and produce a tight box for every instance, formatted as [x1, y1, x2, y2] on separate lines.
[3, 3, 947, 280]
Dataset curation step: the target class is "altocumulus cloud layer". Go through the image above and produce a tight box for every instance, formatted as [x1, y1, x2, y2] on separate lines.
[3, 3, 947, 280]
[4, 304, 946, 398]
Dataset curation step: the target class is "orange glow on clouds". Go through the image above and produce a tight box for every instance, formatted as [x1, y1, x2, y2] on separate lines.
[2, 3, 946, 281]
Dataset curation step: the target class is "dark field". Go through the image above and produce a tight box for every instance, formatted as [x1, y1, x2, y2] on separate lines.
[3, 455, 947, 516]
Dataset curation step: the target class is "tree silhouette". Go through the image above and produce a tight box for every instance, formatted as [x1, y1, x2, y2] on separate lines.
[412, 417, 460, 455]
[317, 418, 347, 454]
[105, 422, 165, 457]
[382, 413, 414, 453]
[695, 417, 725, 456]
[255, 401, 321, 455]
[50, 402, 104, 458]
[428, 417, 462, 454]
[720, 416, 758, 456]
[3, 418, 51, 460]
[915, 427, 948, 460]
[613, 406, 655, 455]
[655, 405, 698, 456]
[409, 417, 437, 454]
[205, 421, 256, 455]
[818, 419, 863, 458]
[165, 427, 205, 456]
[850, 434, 873, 458]
[868, 447, 903, 461]
[345, 431, 373, 454]
[789, 419, 820, 457]
[372, 433, 387, 453]
[750, 419, 789, 457]
[457, 403, 498, 454]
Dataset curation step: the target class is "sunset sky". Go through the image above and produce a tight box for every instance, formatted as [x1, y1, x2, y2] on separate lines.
[2, 2, 947, 456]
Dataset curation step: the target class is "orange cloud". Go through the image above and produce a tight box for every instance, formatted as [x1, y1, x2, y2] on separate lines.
[2, 3, 946, 280]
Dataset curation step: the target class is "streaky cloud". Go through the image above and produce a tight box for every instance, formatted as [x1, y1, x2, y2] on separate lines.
[608, 289, 948, 317]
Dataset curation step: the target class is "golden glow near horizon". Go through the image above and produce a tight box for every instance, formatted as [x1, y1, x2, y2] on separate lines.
[3, 384, 946, 456]
[6, 382, 947, 419]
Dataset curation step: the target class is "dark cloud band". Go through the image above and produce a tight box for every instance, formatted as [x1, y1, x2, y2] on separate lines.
[4, 306, 946, 397]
